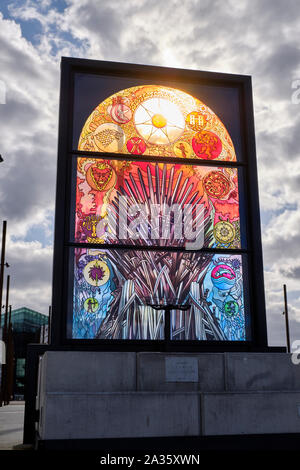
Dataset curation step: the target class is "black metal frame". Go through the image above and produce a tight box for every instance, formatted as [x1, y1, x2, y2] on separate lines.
[50, 57, 268, 351]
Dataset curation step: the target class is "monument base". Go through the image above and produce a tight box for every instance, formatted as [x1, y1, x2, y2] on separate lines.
[31, 350, 300, 448]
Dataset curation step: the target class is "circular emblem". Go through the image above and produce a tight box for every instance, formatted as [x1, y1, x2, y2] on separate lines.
[126, 137, 147, 155]
[214, 221, 236, 244]
[92, 123, 125, 152]
[186, 111, 207, 131]
[173, 141, 192, 158]
[224, 300, 239, 318]
[84, 297, 99, 313]
[203, 171, 231, 199]
[108, 97, 132, 124]
[83, 260, 110, 286]
[86, 162, 116, 191]
[192, 130, 222, 159]
[211, 264, 236, 290]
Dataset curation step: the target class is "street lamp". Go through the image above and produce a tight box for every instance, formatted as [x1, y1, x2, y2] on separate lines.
[0, 221, 8, 327]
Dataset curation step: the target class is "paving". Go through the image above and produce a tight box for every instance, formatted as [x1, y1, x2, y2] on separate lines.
[0, 402, 24, 450]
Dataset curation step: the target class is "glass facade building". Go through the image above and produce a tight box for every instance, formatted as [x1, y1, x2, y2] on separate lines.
[1, 307, 48, 398]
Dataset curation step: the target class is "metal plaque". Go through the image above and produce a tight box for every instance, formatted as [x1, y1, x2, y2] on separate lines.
[165, 356, 198, 382]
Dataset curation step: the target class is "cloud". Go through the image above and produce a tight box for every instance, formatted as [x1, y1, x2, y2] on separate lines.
[281, 266, 300, 279]
[0, 10, 58, 313]
[4, 239, 53, 314]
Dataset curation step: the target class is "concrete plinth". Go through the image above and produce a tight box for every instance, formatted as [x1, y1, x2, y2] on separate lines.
[39, 392, 199, 440]
[202, 392, 300, 435]
[137, 353, 225, 392]
[36, 351, 300, 442]
[38, 351, 136, 393]
[225, 353, 300, 391]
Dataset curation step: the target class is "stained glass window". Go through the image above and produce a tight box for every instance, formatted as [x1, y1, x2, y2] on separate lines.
[74, 158, 241, 249]
[70, 248, 247, 341]
[66, 80, 250, 342]
[78, 85, 236, 161]
[50, 59, 270, 349]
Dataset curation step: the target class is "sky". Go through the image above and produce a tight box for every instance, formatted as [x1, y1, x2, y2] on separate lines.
[0, 0, 300, 346]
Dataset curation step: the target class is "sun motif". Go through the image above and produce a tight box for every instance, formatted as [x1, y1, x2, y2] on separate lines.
[213, 221, 236, 245]
[134, 98, 185, 145]
[83, 259, 110, 286]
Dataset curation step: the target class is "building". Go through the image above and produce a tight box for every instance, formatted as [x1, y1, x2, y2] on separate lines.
[1, 307, 48, 399]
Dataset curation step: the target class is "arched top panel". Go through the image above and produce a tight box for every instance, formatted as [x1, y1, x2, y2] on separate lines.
[78, 85, 236, 161]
